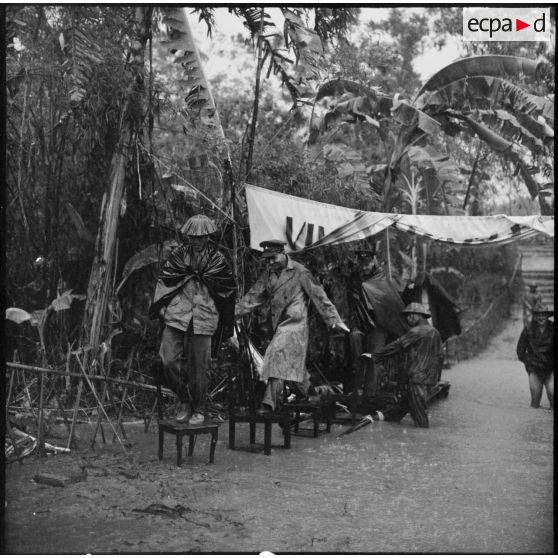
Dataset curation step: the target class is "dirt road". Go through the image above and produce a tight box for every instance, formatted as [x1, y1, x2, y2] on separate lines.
[4, 307, 553, 553]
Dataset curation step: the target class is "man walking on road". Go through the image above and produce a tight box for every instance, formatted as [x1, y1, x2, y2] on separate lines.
[373, 302, 443, 427]
[235, 240, 349, 413]
[516, 302, 554, 409]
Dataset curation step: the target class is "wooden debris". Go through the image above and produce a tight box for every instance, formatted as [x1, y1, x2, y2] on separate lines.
[33, 469, 86, 487]
[33, 473, 71, 487]
[11, 427, 70, 455]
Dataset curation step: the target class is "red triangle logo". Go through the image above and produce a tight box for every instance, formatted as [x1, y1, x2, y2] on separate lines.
[516, 18, 530, 31]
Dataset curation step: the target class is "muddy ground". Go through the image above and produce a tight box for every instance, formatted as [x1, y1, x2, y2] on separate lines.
[3, 306, 554, 554]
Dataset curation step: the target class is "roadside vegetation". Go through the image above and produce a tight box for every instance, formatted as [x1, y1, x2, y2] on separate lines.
[5, 7, 554, 453]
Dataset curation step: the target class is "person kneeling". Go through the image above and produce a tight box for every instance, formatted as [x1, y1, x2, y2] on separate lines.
[373, 303, 442, 428]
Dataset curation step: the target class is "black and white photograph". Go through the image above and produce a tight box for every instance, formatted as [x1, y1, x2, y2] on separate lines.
[3, 3, 554, 554]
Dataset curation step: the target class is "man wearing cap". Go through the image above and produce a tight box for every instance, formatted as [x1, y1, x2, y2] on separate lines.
[150, 214, 236, 424]
[373, 302, 443, 427]
[517, 301, 554, 409]
[523, 283, 542, 326]
[348, 250, 408, 400]
[235, 240, 349, 413]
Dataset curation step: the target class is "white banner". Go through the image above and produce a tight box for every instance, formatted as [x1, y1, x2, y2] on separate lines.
[245, 184, 554, 252]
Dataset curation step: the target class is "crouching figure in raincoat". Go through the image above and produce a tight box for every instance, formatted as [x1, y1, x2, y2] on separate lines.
[373, 302, 443, 427]
[235, 240, 349, 413]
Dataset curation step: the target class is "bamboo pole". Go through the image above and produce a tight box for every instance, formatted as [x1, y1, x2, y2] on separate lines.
[74, 354, 128, 454]
[90, 382, 109, 447]
[36, 369, 46, 456]
[5, 370, 24, 463]
[6, 362, 174, 396]
[385, 227, 392, 280]
[112, 350, 135, 442]
[67, 379, 84, 449]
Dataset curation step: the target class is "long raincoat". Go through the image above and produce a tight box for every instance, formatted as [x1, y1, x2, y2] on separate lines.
[236, 258, 341, 383]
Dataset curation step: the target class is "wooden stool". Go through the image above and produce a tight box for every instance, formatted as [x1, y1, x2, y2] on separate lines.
[228, 409, 291, 456]
[154, 365, 219, 466]
[283, 398, 335, 437]
[158, 420, 219, 466]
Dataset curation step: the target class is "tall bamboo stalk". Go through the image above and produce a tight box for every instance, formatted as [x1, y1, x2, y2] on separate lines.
[16, 76, 32, 249]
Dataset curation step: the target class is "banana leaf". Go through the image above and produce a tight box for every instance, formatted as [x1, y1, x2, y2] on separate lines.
[116, 240, 179, 293]
[160, 8, 225, 142]
[417, 76, 554, 125]
[416, 55, 543, 100]
[5, 307, 32, 324]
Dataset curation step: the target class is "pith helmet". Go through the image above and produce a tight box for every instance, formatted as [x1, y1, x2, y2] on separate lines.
[532, 301, 553, 315]
[180, 214, 217, 236]
[401, 302, 431, 318]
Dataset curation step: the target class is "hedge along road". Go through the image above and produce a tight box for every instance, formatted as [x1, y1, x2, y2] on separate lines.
[4, 306, 553, 554]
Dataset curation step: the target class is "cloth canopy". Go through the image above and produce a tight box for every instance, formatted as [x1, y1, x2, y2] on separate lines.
[245, 184, 554, 252]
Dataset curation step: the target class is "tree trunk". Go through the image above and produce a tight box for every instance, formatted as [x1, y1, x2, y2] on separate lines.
[80, 8, 152, 361]
[81, 148, 128, 351]
[242, 8, 266, 183]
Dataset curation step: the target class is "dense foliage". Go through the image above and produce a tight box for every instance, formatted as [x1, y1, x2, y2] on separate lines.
[5, 7, 553, 398]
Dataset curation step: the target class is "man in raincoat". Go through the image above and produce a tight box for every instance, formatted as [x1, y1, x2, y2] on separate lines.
[516, 302, 554, 409]
[235, 240, 349, 413]
[348, 250, 408, 399]
[373, 302, 443, 428]
[149, 214, 236, 424]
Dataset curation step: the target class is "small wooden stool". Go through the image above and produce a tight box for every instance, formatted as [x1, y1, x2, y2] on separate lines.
[158, 420, 219, 466]
[283, 398, 335, 437]
[154, 366, 219, 466]
[228, 409, 291, 456]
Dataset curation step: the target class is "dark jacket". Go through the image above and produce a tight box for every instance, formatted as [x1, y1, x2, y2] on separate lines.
[350, 267, 408, 337]
[517, 320, 554, 372]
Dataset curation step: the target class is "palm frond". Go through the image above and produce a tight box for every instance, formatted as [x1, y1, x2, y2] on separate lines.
[59, 26, 104, 104]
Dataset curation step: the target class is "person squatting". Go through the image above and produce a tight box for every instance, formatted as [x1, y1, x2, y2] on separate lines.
[150, 214, 445, 429]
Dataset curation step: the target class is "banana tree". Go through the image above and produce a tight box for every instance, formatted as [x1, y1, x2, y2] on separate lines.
[60, 7, 154, 361]
[68, 6, 357, 361]
[308, 55, 554, 215]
